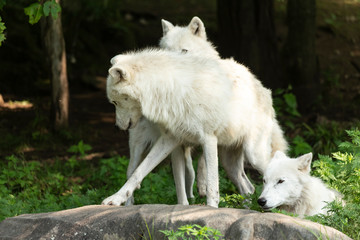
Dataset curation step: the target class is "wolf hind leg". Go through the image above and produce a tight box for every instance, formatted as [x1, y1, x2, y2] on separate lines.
[220, 147, 255, 195]
[184, 147, 195, 199]
[171, 147, 189, 205]
[197, 154, 207, 197]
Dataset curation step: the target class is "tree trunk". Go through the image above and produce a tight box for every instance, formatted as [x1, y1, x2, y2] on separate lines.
[217, 0, 281, 89]
[284, 0, 318, 112]
[42, 0, 69, 130]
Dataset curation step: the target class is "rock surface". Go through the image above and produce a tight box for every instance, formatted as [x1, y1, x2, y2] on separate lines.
[0, 204, 351, 240]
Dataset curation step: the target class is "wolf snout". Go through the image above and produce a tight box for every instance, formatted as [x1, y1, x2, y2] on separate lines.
[257, 197, 267, 207]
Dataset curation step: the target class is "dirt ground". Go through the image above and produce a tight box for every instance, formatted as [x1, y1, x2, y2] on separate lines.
[0, 79, 129, 160]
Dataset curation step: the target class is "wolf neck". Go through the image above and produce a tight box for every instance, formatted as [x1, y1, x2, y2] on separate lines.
[281, 176, 326, 216]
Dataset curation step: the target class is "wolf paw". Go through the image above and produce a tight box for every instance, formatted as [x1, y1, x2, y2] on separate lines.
[101, 194, 127, 206]
[197, 183, 207, 197]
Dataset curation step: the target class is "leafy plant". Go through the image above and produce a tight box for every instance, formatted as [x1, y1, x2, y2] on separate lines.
[0, 15, 5, 46]
[0, 0, 61, 46]
[24, 0, 61, 25]
[312, 129, 360, 202]
[273, 86, 301, 130]
[290, 135, 313, 156]
[309, 128, 360, 239]
[67, 140, 92, 157]
[219, 184, 263, 212]
[160, 224, 223, 240]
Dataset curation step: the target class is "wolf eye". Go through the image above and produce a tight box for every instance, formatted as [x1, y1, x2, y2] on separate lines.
[263, 179, 266, 184]
[181, 49, 188, 53]
[112, 101, 117, 106]
[277, 179, 284, 184]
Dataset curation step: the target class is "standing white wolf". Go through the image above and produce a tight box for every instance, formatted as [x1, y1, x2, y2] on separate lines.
[104, 48, 233, 207]
[159, 17, 288, 196]
[258, 151, 343, 217]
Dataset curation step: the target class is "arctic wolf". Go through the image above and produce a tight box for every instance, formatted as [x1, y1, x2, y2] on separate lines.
[258, 151, 342, 216]
[159, 17, 288, 196]
[104, 48, 232, 207]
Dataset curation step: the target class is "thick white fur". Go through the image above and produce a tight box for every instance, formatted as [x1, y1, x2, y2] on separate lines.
[258, 151, 342, 217]
[159, 17, 288, 196]
[104, 49, 232, 207]
[103, 45, 286, 207]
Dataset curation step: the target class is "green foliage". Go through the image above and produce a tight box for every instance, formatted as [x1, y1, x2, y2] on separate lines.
[24, 2, 42, 24]
[43, 0, 61, 18]
[0, 15, 5, 46]
[290, 135, 313, 156]
[312, 129, 360, 203]
[302, 122, 344, 155]
[160, 224, 223, 240]
[24, 0, 61, 25]
[309, 129, 360, 239]
[273, 86, 301, 130]
[0, 0, 5, 46]
[219, 184, 263, 212]
[67, 140, 92, 157]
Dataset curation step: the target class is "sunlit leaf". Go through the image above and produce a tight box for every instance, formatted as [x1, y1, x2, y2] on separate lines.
[24, 3, 43, 25]
[43, 0, 61, 19]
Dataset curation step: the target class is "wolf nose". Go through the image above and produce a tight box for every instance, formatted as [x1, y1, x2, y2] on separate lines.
[257, 197, 267, 207]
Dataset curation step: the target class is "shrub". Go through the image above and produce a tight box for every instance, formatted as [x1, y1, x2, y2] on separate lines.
[309, 129, 360, 240]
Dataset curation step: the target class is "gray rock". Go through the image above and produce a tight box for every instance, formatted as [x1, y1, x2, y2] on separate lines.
[0, 204, 351, 240]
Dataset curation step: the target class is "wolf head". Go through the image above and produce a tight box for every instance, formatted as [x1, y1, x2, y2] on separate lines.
[159, 16, 219, 58]
[107, 55, 142, 130]
[257, 151, 313, 211]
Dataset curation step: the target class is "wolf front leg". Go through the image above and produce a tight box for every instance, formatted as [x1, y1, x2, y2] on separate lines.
[102, 133, 179, 206]
[202, 134, 219, 208]
[125, 129, 149, 206]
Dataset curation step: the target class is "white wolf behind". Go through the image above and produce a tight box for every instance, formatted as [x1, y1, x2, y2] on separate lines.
[159, 17, 288, 196]
[258, 151, 343, 217]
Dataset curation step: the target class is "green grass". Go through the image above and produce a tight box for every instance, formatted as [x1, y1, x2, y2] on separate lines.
[1, 125, 360, 239]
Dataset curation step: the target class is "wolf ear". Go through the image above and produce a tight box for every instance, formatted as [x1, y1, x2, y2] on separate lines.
[273, 150, 286, 159]
[109, 67, 127, 84]
[297, 152, 313, 174]
[188, 16, 206, 39]
[161, 19, 174, 36]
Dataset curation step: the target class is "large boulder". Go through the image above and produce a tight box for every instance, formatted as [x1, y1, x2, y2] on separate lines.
[0, 204, 350, 240]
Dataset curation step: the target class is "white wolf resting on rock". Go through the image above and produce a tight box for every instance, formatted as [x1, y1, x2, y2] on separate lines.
[258, 151, 343, 217]
[159, 16, 288, 196]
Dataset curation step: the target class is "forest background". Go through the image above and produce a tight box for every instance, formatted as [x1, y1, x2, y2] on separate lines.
[0, 0, 360, 239]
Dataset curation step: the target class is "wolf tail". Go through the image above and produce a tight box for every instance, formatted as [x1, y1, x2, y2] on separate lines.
[271, 121, 288, 156]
